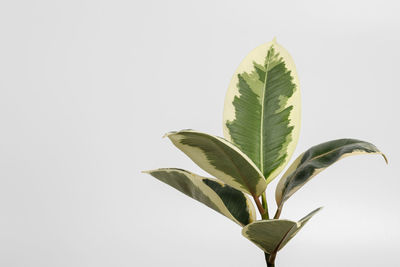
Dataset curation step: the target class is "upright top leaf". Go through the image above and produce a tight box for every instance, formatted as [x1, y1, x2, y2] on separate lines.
[223, 39, 301, 183]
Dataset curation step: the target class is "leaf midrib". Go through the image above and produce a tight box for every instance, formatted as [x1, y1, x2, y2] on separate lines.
[259, 50, 273, 175]
[273, 223, 296, 253]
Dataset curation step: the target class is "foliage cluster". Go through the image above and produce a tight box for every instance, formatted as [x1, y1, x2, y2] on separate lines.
[143, 39, 386, 266]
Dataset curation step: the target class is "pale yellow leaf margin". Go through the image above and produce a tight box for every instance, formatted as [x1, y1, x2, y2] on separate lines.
[143, 168, 256, 226]
[242, 207, 322, 254]
[276, 150, 388, 207]
[223, 38, 301, 183]
[165, 130, 267, 196]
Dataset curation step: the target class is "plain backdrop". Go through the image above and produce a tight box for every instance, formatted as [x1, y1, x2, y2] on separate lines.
[0, 0, 399, 266]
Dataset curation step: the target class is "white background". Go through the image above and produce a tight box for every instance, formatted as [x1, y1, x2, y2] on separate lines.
[0, 0, 399, 266]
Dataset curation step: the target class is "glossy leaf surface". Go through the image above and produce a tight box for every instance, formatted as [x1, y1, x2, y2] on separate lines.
[276, 139, 387, 208]
[166, 130, 267, 196]
[242, 207, 322, 254]
[144, 168, 256, 226]
[223, 39, 301, 183]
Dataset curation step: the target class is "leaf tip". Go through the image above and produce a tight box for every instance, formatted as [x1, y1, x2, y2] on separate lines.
[309, 206, 324, 217]
[162, 131, 176, 138]
[272, 36, 277, 44]
[381, 153, 389, 164]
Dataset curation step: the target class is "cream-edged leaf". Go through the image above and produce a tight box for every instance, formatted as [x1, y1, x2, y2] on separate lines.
[223, 38, 301, 184]
[143, 168, 256, 226]
[243, 220, 295, 254]
[277, 207, 322, 250]
[166, 130, 267, 196]
[242, 207, 322, 254]
[275, 139, 387, 210]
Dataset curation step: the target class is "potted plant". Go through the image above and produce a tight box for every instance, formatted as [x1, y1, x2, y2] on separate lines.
[143, 39, 387, 266]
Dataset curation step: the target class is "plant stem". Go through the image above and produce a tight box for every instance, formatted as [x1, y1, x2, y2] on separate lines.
[261, 192, 269, 219]
[257, 192, 271, 264]
[265, 253, 275, 267]
[252, 194, 266, 216]
[268, 252, 277, 266]
[274, 205, 282, 219]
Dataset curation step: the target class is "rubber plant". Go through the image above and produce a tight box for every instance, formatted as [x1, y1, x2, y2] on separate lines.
[143, 39, 387, 266]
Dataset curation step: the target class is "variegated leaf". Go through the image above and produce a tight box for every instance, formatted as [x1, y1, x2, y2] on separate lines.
[277, 207, 322, 249]
[166, 130, 267, 196]
[242, 207, 322, 254]
[223, 38, 301, 184]
[276, 139, 387, 210]
[143, 168, 256, 226]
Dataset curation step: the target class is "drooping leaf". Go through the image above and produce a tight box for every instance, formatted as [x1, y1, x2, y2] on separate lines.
[223, 38, 301, 184]
[276, 139, 387, 209]
[166, 130, 267, 196]
[242, 207, 322, 254]
[143, 168, 256, 226]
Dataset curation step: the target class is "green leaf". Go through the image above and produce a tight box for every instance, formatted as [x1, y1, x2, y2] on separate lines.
[166, 130, 267, 196]
[276, 139, 387, 209]
[242, 207, 322, 254]
[223, 38, 301, 184]
[143, 168, 256, 226]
